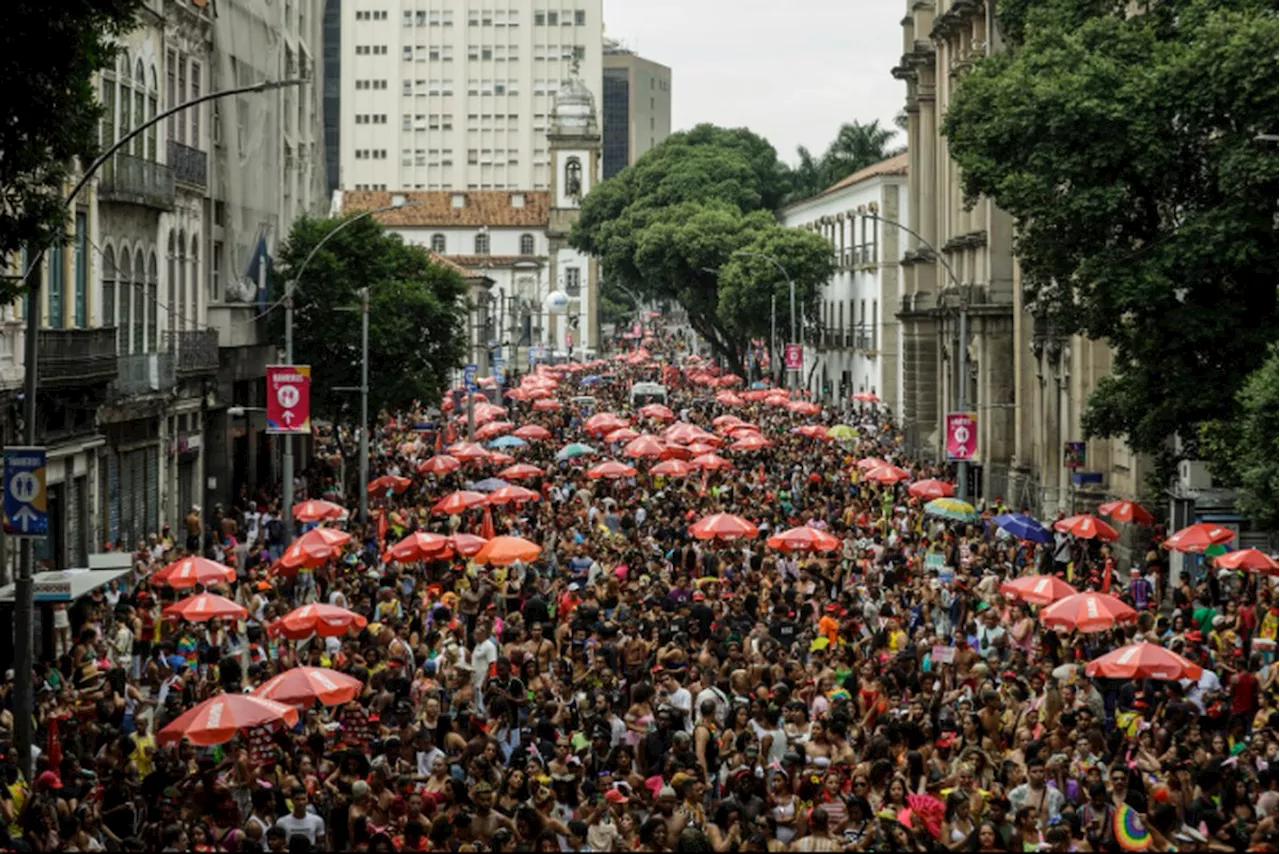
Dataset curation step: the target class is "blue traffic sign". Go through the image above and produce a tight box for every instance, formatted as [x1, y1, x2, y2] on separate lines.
[3, 446, 48, 537]
[463, 363, 478, 393]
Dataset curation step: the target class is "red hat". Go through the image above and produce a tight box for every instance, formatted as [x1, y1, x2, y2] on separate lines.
[604, 788, 630, 804]
[36, 771, 61, 790]
[935, 734, 956, 749]
[691, 592, 705, 602]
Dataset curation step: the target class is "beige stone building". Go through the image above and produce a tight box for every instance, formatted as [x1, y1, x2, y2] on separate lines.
[893, 0, 1149, 516]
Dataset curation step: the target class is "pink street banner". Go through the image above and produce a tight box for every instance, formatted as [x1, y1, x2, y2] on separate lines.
[945, 412, 977, 461]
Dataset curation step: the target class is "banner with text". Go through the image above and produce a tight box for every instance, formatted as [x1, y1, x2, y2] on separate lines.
[266, 365, 312, 435]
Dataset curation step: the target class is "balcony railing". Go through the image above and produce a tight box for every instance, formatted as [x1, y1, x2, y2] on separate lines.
[98, 153, 175, 210]
[166, 328, 220, 376]
[113, 352, 176, 397]
[167, 139, 208, 191]
[37, 328, 119, 388]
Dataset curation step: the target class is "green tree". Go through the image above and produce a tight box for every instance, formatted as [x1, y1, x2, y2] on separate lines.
[717, 227, 837, 344]
[271, 215, 469, 424]
[571, 125, 834, 373]
[0, 0, 143, 297]
[942, 0, 1278, 460]
[784, 120, 899, 201]
[1198, 347, 1278, 528]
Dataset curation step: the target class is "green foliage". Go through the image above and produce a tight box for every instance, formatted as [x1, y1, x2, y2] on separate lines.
[271, 216, 469, 424]
[0, 0, 143, 298]
[783, 120, 899, 201]
[572, 125, 832, 370]
[943, 0, 1278, 457]
[718, 228, 837, 342]
[1199, 347, 1278, 528]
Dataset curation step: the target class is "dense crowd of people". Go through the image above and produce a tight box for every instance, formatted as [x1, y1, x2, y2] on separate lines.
[0, 346, 1276, 853]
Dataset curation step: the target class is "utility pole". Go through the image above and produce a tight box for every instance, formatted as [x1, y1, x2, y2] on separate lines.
[732, 251, 796, 388]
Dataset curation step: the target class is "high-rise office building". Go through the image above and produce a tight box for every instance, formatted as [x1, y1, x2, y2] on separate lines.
[601, 38, 671, 178]
[338, 0, 603, 191]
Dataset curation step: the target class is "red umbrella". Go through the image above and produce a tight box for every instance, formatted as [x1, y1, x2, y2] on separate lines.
[766, 525, 841, 552]
[660, 443, 692, 460]
[1097, 500, 1155, 526]
[908, 479, 955, 500]
[419, 454, 461, 476]
[786, 400, 821, 416]
[584, 413, 630, 436]
[512, 425, 551, 441]
[856, 457, 885, 471]
[1163, 522, 1235, 553]
[587, 460, 638, 479]
[292, 499, 345, 522]
[163, 593, 248, 623]
[532, 398, 561, 412]
[853, 391, 880, 403]
[651, 459, 695, 477]
[447, 442, 490, 462]
[690, 453, 732, 471]
[999, 574, 1078, 606]
[1213, 548, 1278, 574]
[151, 557, 236, 589]
[1040, 593, 1137, 633]
[638, 403, 675, 421]
[473, 535, 542, 566]
[605, 427, 640, 443]
[712, 414, 745, 429]
[272, 527, 350, 574]
[254, 666, 363, 708]
[1084, 642, 1202, 681]
[474, 421, 515, 441]
[715, 391, 744, 406]
[268, 604, 368, 640]
[447, 533, 489, 557]
[623, 435, 667, 459]
[487, 451, 516, 466]
[432, 490, 488, 515]
[157, 693, 298, 746]
[795, 425, 829, 440]
[1054, 514, 1119, 541]
[385, 531, 450, 563]
[498, 463, 545, 480]
[367, 475, 411, 495]
[689, 513, 759, 541]
[730, 433, 772, 451]
[488, 485, 541, 505]
[864, 464, 911, 485]
[663, 423, 716, 445]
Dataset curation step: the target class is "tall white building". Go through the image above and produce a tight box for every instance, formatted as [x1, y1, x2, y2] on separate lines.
[338, 0, 603, 191]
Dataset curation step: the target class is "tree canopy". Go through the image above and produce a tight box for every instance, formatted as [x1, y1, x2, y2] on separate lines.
[784, 120, 899, 202]
[271, 216, 469, 424]
[942, 0, 1278, 464]
[571, 125, 834, 372]
[1198, 347, 1278, 529]
[0, 0, 143, 298]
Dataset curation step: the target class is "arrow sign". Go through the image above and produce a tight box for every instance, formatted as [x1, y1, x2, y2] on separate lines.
[3, 446, 47, 538]
[267, 366, 312, 435]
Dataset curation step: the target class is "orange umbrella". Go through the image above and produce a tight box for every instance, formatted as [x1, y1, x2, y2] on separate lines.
[638, 403, 675, 421]
[432, 490, 488, 515]
[999, 574, 1078, 606]
[488, 485, 541, 505]
[367, 475, 411, 495]
[157, 693, 298, 746]
[651, 459, 694, 477]
[1097, 500, 1155, 526]
[853, 391, 879, 402]
[268, 604, 368, 640]
[689, 513, 759, 541]
[1163, 522, 1234, 553]
[1053, 514, 1119, 541]
[690, 453, 732, 471]
[766, 525, 841, 552]
[729, 433, 772, 451]
[254, 666, 363, 708]
[584, 413, 630, 436]
[587, 460, 638, 479]
[292, 499, 345, 522]
[272, 527, 349, 574]
[151, 557, 236, 589]
[419, 454, 461, 476]
[447, 442, 491, 462]
[163, 593, 248, 623]
[605, 427, 640, 443]
[1213, 548, 1278, 574]
[498, 463, 545, 480]
[475, 421, 516, 441]
[908, 479, 955, 500]
[385, 531, 450, 563]
[512, 425, 552, 441]
[864, 464, 911, 485]
[473, 535, 542, 566]
[1085, 642, 1202, 681]
[623, 435, 667, 459]
[532, 398, 561, 411]
[447, 533, 489, 557]
[1040, 593, 1137, 633]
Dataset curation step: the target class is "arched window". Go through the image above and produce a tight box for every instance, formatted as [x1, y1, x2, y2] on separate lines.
[147, 65, 158, 160]
[102, 246, 117, 344]
[177, 230, 187, 332]
[430, 233, 446, 253]
[564, 156, 582, 197]
[118, 53, 132, 158]
[132, 249, 145, 353]
[134, 60, 145, 158]
[147, 252, 158, 352]
[119, 249, 132, 354]
[166, 231, 176, 335]
[474, 231, 489, 255]
[190, 235, 200, 327]
[519, 233, 535, 255]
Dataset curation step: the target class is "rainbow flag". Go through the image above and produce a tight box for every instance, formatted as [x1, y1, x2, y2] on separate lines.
[1113, 803, 1152, 851]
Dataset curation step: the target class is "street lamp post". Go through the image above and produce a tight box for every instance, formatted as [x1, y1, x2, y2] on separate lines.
[279, 197, 412, 539]
[732, 251, 797, 388]
[859, 209, 971, 501]
[10, 77, 305, 782]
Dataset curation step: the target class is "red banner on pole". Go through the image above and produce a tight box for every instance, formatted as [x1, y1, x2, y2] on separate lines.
[783, 344, 803, 371]
[266, 365, 312, 434]
[945, 412, 977, 461]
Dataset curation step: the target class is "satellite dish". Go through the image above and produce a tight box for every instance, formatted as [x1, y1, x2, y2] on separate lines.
[546, 290, 570, 315]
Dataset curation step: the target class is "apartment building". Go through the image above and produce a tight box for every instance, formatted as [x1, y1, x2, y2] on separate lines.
[601, 38, 671, 178]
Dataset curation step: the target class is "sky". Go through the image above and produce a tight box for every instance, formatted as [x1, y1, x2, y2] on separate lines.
[602, 0, 908, 166]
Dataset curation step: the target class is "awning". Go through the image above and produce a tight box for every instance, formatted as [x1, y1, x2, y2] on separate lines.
[0, 566, 133, 604]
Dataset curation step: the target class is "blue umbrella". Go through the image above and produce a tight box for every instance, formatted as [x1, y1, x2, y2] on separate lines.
[488, 435, 527, 449]
[470, 477, 510, 493]
[993, 513, 1053, 543]
[579, 375, 602, 386]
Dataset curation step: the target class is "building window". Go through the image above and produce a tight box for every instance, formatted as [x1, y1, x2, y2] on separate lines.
[564, 156, 582, 197]
[575, 8, 585, 24]
[167, 232, 177, 334]
[48, 239, 64, 329]
[73, 212, 87, 327]
[148, 251, 159, 352]
[133, 249, 145, 353]
[431, 233, 446, 252]
[519, 233, 534, 254]
[190, 62, 201, 144]
[564, 266, 581, 297]
[534, 10, 545, 24]
[166, 50, 177, 139]
[547, 10, 558, 24]
[119, 250, 132, 354]
[211, 240, 222, 303]
[102, 246, 116, 335]
[134, 60, 146, 157]
[474, 232, 490, 254]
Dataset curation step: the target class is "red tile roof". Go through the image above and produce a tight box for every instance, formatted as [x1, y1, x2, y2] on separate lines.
[341, 190, 550, 228]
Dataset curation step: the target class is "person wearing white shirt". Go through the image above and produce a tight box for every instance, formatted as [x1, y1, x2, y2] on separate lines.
[660, 670, 694, 733]
[274, 788, 326, 848]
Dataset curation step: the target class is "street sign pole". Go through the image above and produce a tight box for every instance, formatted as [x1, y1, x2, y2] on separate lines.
[956, 297, 969, 502]
[6, 445, 47, 782]
[464, 363, 478, 441]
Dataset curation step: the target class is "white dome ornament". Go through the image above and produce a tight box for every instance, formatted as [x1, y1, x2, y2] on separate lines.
[545, 291, 570, 315]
